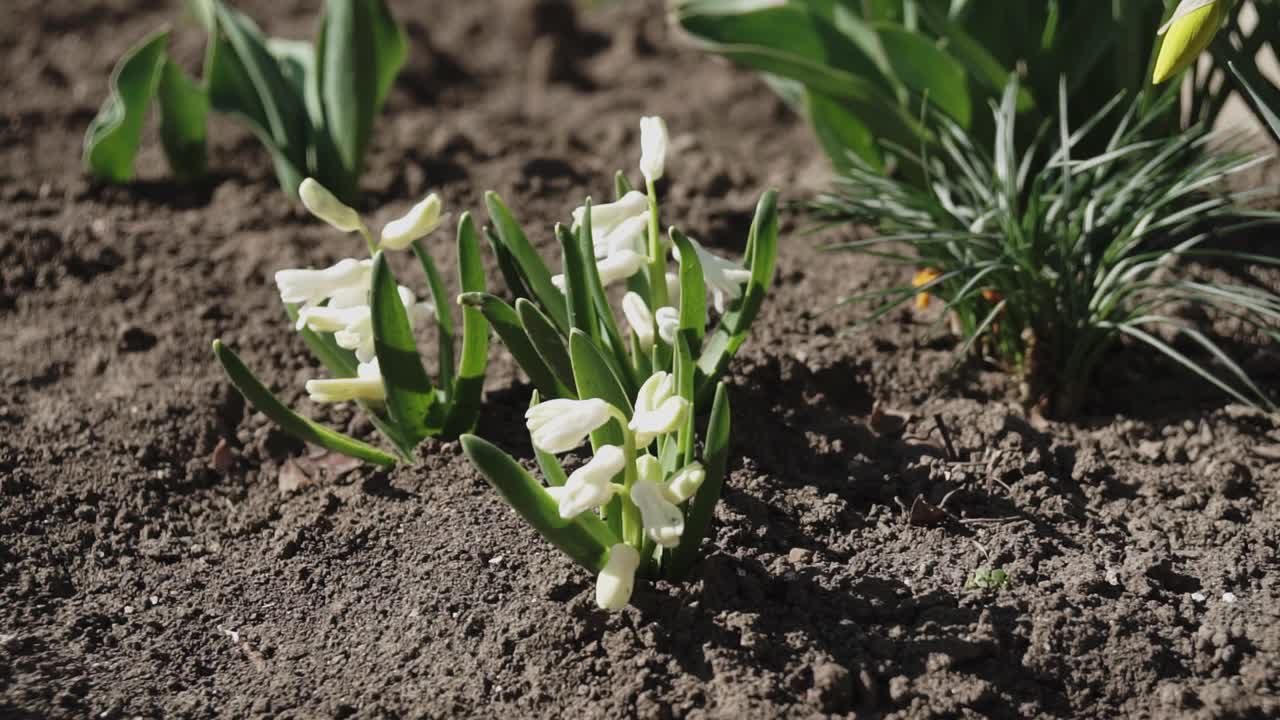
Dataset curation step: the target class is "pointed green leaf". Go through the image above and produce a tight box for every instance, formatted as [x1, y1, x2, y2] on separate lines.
[667, 381, 731, 578]
[484, 192, 570, 333]
[212, 339, 397, 467]
[577, 203, 637, 395]
[285, 303, 359, 377]
[461, 434, 617, 572]
[442, 213, 491, 438]
[411, 239, 456, 394]
[614, 170, 635, 200]
[569, 329, 634, 416]
[557, 222, 597, 341]
[1229, 61, 1280, 144]
[460, 292, 572, 399]
[670, 228, 707, 346]
[370, 251, 439, 441]
[484, 225, 533, 304]
[516, 299, 577, 396]
[84, 30, 169, 183]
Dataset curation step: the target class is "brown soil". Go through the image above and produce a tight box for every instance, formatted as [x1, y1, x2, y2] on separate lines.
[3, 1, 1279, 718]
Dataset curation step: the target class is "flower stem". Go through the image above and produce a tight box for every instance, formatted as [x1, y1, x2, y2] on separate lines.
[610, 408, 643, 549]
[645, 178, 668, 309]
[359, 225, 377, 256]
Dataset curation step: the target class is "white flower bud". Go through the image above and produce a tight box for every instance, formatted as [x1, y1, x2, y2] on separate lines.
[629, 371, 689, 447]
[595, 543, 639, 611]
[655, 306, 679, 346]
[306, 359, 385, 404]
[526, 398, 613, 454]
[380, 193, 443, 251]
[545, 445, 624, 519]
[631, 477, 684, 548]
[573, 191, 648, 246]
[275, 258, 370, 306]
[635, 453, 663, 486]
[665, 272, 681, 306]
[553, 249, 648, 292]
[664, 461, 705, 503]
[622, 292, 655, 350]
[673, 237, 752, 314]
[299, 178, 366, 234]
[601, 214, 649, 259]
[639, 116, 668, 184]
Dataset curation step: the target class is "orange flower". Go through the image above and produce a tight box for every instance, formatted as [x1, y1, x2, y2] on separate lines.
[912, 268, 941, 309]
[980, 289, 1002, 303]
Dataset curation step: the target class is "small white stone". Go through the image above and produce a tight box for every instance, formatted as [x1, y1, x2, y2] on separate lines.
[1222, 592, 1237, 604]
[1191, 592, 1206, 602]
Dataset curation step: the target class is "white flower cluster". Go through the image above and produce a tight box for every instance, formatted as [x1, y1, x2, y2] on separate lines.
[273, 179, 445, 405]
[524, 372, 706, 610]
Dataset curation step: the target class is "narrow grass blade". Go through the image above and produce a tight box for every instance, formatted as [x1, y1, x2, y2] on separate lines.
[461, 434, 616, 572]
[460, 292, 572, 399]
[212, 340, 397, 467]
[370, 251, 440, 442]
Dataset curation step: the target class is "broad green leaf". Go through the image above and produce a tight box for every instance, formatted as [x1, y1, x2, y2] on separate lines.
[806, 90, 880, 171]
[212, 339, 397, 467]
[84, 30, 169, 183]
[916, 3, 1034, 112]
[411, 239, 456, 393]
[460, 292, 572, 399]
[569, 329, 634, 417]
[874, 23, 971, 126]
[461, 434, 616, 572]
[206, 0, 310, 196]
[666, 381, 730, 579]
[370, 251, 439, 441]
[557, 223, 597, 341]
[156, 59, 208, 181]
[485, 192, 570, 333]
[484, 225, 533, 303]
[516, 299, 577, 396]
[315, 0, 407, 202]
[442, 213, 491, 438]
[670, 228, 707, 346]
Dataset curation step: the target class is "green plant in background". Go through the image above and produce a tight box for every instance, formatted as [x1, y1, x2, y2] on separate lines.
[673, 0, 1175, 181]
[84, 0, 406, 203]
[214, 179, 490, 465]
[819, 80, 1280, 417]
[462, 116, 779, 610]
[1153, 0, 1280, 143]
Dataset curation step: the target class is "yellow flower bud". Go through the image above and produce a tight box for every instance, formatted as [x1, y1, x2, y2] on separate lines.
[1152, 0, 1230, 85]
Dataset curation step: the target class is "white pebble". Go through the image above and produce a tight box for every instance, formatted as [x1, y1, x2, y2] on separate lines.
[1222, 592, 1237, 604]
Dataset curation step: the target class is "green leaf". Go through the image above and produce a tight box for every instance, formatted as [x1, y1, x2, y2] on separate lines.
[484, 225, 533, 303]
[206, 0, 310, 196]
[284, 303, 359, 377]
[696, 190, 778, 398]
[212, 339, 397, 467]
[484, 192, 570, 333]
[614, 170, 635, 200]
[315, 0, 406, 201]
[411, 240, 456, 393]
[806, 90, 880, 171]
[670, 228, 707, 346]
[156, 59, 209, 181]
[557, 222, 597, 341]
[84, 30, 169, 183]
[569, 329, 634, 416]
[442, 213, 491, 438]
[516, 298, 577, 397]
[672, 331, 696, 467]
[1229, 61, 1280, 144]
[874, 23, 971, 126]
[667, 381, 730, 579]
[461, 434, 616, 572]
[460, 292, 572, 399]
[577, 203, 636, 395]
[370, 251, 439, 442]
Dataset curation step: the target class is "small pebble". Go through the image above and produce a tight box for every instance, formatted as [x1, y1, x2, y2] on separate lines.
[1191, 592, 1206, 602]
[1222, 592, 1237, 604]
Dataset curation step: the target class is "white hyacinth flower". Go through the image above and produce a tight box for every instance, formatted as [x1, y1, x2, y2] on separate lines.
[655, 306, 679, 346]
[595, 543, 640, 611]
[552, 249, 647, 292]
[299, 178, 366, 235]
[573, 191, 647, 247]
[275, 258, 370, 306]
[674, 237, 753, 314]
[622, 292, 656, 350]
[600, 214, 649, 259]
[526, 398, 613, 454]
[665, 272, 680, 306]
[629, 371, 690, 447]
[639, 116, 668, 184]
[630, 477, 684, 548]
[380, 193, 443, 251]
[635, 453, 663, 486]
[545, 445, 624, 519]
[303, 285, 429, 363]
[306, 359, 385, 404]
[664, 461, 705, 504]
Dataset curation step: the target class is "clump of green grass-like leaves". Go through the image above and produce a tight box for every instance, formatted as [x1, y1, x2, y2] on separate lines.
[819, 79, 1280, 417]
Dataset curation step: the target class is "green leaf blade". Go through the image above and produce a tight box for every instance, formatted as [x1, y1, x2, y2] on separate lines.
[84, 30, 170, 183]
[370, 251, 439, 442]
